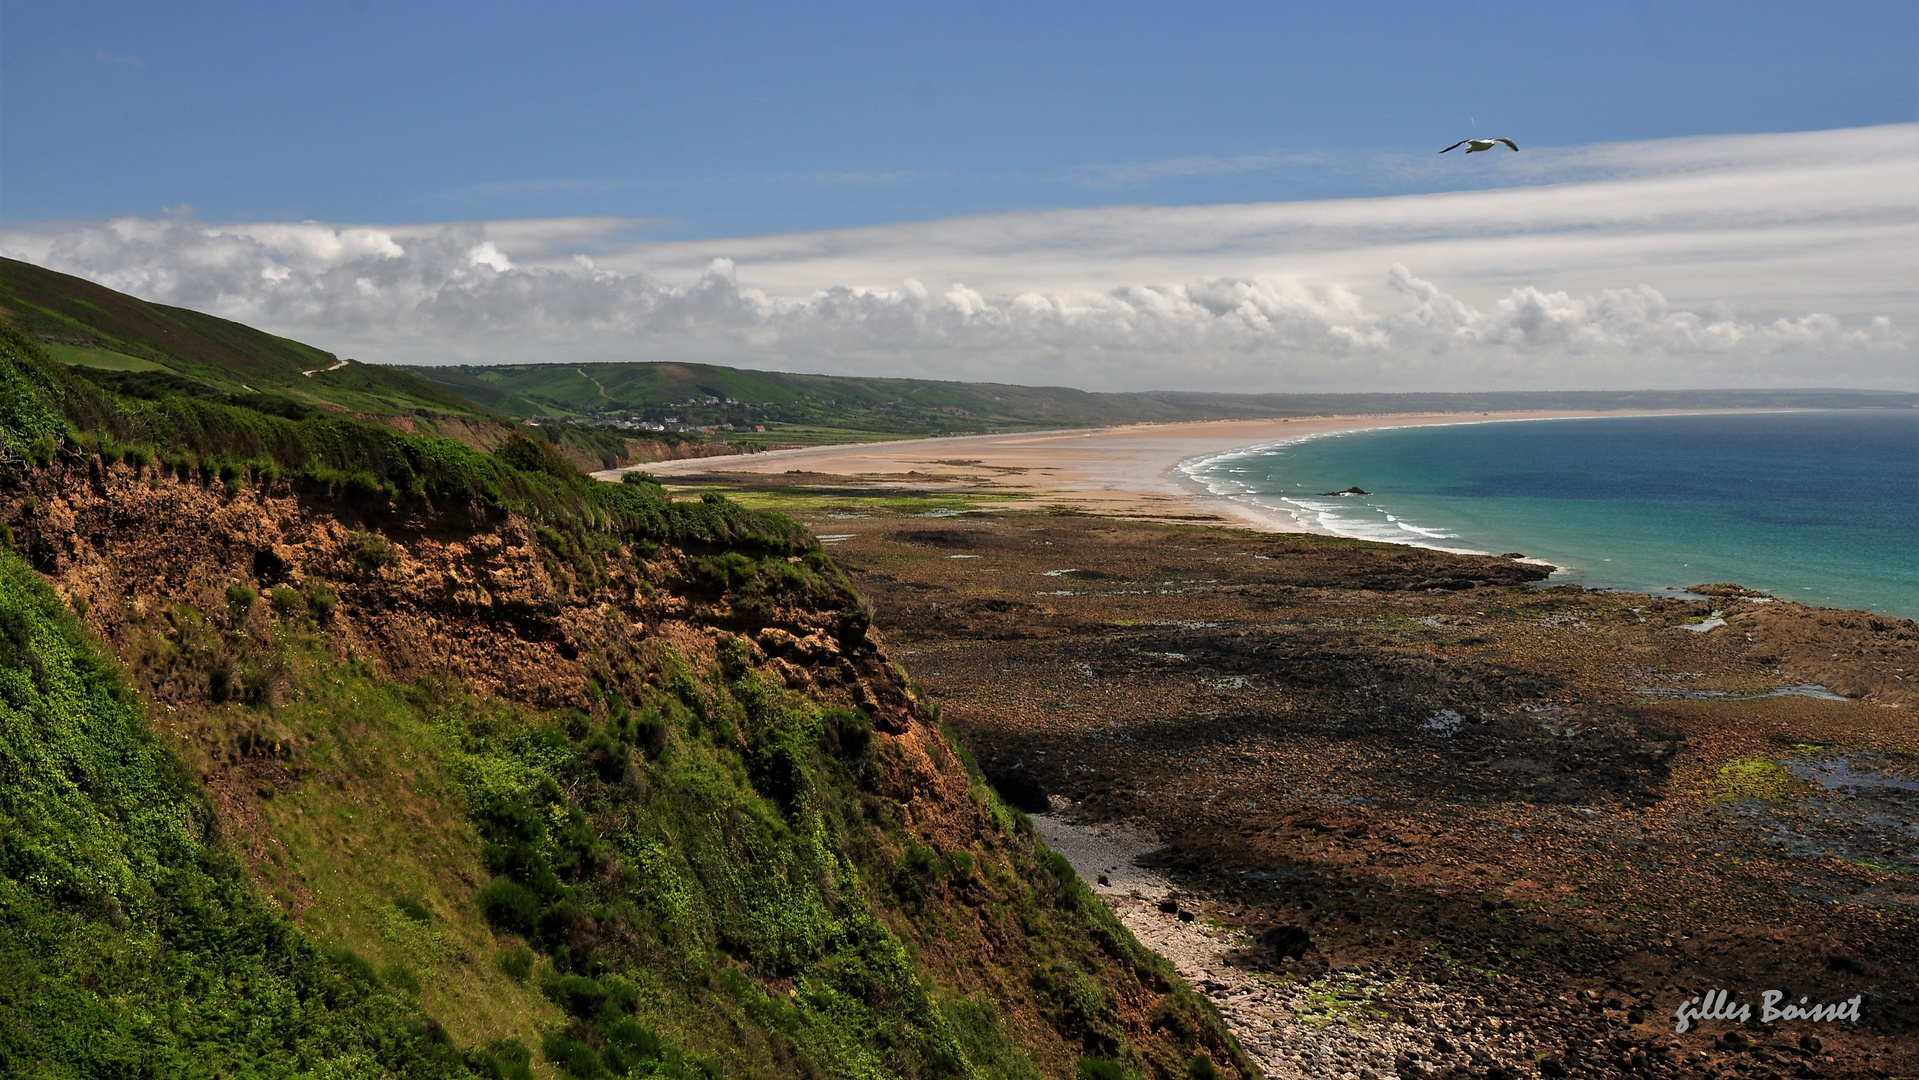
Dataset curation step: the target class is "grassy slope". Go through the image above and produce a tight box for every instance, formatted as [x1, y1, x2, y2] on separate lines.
[0, 551, 494, 1079]
[0, 320, 1245, 1078]
[0, 257, 486, 419]
[402, 363, 1193, 434]
[407, 360, 1919, 441]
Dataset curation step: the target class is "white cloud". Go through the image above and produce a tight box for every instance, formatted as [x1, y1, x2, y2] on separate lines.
[3, 125, 1912, 391]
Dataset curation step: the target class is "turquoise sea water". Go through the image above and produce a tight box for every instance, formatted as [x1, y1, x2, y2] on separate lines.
[1182, 411, 1919, 619]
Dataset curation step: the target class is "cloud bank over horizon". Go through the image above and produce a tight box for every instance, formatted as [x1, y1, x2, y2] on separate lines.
[4, 125, 1912, 393]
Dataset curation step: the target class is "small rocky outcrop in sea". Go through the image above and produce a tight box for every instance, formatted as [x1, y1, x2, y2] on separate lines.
[1319, 486, 1370, 496]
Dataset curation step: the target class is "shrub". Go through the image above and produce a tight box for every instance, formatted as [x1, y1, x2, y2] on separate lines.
[542, 1031, 605, 1079]
[542, 972, 609, 1019]
[305, 581, 337, 622]
[470, 1039, 537, 1080]
[896, 842, 943, 901]
[382, 963, 421, 995]
[269, 584, 303, 615]
[602, 1017, 663, 1060]
[394, 896, 432, 923]
[821, 706, 873, 759]
[226, 583, 257, 612]
[497, 944, 534, 984]
[348, 529, 398, 569]
[325, 945, 378, 983]
[478, 879, 542, 936]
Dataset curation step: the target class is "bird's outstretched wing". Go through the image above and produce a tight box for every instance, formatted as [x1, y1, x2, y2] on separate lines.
[1495, 138, 1519, 151]
[1439, 141, 1469, 153]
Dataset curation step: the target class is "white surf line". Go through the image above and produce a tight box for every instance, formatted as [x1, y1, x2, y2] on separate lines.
[1170, 407, 1801, 554]
[1032, 807, 1548, 1079]
[301, 358, 351, 377]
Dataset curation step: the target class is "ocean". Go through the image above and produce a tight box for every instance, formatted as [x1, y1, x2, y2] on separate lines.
[1182, 410, 1919, 619]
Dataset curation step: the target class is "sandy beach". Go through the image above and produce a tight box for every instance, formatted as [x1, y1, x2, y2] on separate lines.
[611, 409, 1764, 531]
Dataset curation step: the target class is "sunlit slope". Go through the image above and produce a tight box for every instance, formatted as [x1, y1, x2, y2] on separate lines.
[0, 257, 488, 418]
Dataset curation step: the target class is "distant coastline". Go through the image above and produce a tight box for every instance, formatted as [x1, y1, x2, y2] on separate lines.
[629, 407, 1796, 533]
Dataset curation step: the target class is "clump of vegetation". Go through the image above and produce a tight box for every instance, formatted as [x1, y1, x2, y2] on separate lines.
[1708, 756, 1806, 802]
[226, 581, 258, 612]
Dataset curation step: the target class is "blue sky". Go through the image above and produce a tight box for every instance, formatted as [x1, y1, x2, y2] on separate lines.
[4, 1, 1914, 234]
[2, 2, 1914, 392]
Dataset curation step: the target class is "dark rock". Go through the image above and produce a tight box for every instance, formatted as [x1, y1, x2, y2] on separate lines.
[987, 770, 1050, 814]
[1319, 486, 1371, 496]
[1258, 924, 1313, 959]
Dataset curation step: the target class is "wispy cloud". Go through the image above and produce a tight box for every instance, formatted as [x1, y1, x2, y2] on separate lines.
[432, 178, 644, 202]
[92, 49, 145, 72]
[3, 125, 1911, 392]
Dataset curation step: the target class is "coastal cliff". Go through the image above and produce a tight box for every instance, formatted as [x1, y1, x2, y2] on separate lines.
[0, 323, 1249, 1078]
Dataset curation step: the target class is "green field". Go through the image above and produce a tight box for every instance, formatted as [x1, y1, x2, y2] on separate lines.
[729, 425, 934, 448]
[41, 342, 167, 371]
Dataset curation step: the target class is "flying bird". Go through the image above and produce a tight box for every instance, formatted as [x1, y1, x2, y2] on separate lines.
[1440, 138, 1519, 154]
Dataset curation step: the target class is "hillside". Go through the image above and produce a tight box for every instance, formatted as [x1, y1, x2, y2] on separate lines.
[0, 259, 720, 474]
[0, 257, 484, 419]
[0, 320, 1248, 1078]
[400, 362, 1191, 442]
[406, 360, 1919, 444]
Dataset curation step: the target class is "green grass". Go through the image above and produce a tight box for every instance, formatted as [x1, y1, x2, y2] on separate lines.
[729, 426, 935, 448]
[676, 487, 1026, 519]
[40, 342, 168, 372]
[0, 551, 497, 1079]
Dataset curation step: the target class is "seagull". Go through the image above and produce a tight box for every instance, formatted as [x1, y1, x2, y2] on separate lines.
[1440, 138, 1519, 154]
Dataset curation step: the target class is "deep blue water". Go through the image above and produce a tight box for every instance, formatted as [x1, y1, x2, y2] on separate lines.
[1182, 411, 1919, 618]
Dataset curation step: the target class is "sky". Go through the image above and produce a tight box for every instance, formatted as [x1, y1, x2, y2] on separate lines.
[2, 1, 1915, 392]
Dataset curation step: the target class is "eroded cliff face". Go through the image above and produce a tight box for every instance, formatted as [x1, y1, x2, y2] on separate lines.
[6, 457, 1250, 1079]
[19, 458, 900, 712]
